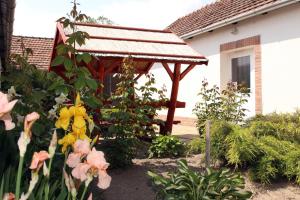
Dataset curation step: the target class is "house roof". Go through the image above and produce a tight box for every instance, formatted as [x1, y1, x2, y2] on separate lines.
[0, 0, 16, 67]
[167, 0, 297, 39]
[55, 22, 207, 64]
[11, 35, 54, 70]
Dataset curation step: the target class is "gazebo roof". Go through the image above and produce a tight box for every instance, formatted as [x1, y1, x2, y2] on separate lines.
[54, 22, 208, 64]
[50, 22, 208, 133]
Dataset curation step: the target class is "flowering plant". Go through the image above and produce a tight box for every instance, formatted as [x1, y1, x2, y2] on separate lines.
[0, 91, 111, 200]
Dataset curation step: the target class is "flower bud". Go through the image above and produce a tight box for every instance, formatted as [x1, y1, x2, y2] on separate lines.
[49, 130, 57, 158]
[17, 131, 31, 157]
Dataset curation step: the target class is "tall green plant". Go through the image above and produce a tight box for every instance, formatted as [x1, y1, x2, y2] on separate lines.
[101, 58, 166, 168]
[50, 0, 101, 109]
[193, 81, 249, 135]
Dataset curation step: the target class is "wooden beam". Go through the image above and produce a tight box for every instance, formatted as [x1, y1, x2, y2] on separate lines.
[56, 22, 67, 43]
[180, 64, 196, 80]
[134, 73, 144, 81]
[74, 22, 173, 33]
[71, 35, 187, 45]
[86, 62, 98, 78]
[98, 56, 207, 65]
[162, 62, 174, 81]
[134, 62, 155, 81]
[145, 62, 155, 73]
[104, 62, 119, 74]
[98, 61, 105, 93]
[164, 63, 181, 134]
[78, 49, 206, 60]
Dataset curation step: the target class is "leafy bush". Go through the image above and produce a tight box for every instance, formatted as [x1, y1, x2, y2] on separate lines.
[148, 159, 252, 200]
[186, 138, 205, 155]
[148, 136, 185, 158]
[0, 42, 68, 176]
[193, 81, 249, 135]
[225, 127, 260, 167]
[206, 120, 300, 184]
[284, 149, 300, 184]
[100, 58, 166, 168]
[210, 121, 234, 161]
[247, 114, 300, 143]
[98, 138, 138, 169]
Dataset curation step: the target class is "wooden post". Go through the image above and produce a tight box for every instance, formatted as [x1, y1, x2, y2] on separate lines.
[98, 62, 105, 93]
[205, 120, 211, 168]
[164, 63, 181, 134]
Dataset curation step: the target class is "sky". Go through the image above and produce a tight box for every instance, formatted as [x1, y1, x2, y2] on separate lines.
[13, 0, 214, 38]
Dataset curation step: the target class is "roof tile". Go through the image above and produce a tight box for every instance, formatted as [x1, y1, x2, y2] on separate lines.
[10, 35, 53, 70]
[167, 0, 278, 37]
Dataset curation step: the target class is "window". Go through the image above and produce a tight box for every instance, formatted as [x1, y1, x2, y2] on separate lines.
[231, 56, 251, 88]
[103, 74, 119, 98]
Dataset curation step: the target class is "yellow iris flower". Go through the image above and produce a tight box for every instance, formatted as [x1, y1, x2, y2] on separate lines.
[55, 107, 71, 130]
[72, 116, 87, 137]
[58, 133, 76, 153]
[55, 93, 93, 152]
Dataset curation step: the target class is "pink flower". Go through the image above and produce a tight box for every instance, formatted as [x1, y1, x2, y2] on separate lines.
[0, 92, 18, 130]
[24, 112, 40, 136]
[66, 139, 91, 168]
[69, 146, 111, 189]
[24, 112, 40, 139]
[71, 163, 91, 182]
[97, 170, 112, 190]
[74, 139, 90, 155]
[87, 148, 109, 170]
[87, 148, 111, 189]
[88, 193, 93, 200]
[3, 193, 15, 200]
[29, 151, 50, 171]
[66, 153, 81, 168]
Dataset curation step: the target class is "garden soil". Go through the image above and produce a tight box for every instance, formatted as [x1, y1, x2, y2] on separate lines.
[93, 154, 300, 200]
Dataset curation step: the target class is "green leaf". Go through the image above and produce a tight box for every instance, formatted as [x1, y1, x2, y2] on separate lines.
[51, 56, 65, 67]
[82, 53, 92, 64]
[56, 44, 67, 55]
[84, 96, 101, 109]
[76, 54, 83, 63]
[74, 77, 86, 90]
[85, 78, 98, 90]
[63, 58, 73, 71]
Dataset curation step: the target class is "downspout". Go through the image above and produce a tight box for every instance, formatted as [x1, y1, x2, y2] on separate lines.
[181, 0, 300, 39]
[0, 0, 16, 89]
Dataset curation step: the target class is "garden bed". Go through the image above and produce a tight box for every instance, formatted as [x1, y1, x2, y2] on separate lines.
[93, 154, 300, 200]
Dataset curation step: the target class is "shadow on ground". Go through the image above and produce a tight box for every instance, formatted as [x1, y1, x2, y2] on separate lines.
[91, 154, 300, 200]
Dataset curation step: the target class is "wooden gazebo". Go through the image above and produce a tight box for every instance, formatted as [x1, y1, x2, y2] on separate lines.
[49, 22, 208, 133]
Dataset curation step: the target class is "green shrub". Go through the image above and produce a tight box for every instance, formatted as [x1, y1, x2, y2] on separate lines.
[199, 118, 300, 184]
[247, 112, 300, 143]
[225, 127, 260, 167]
[210, 121, 234, 161]
[186, 138, 205, 155]
[284, 149, 300, 184]
[148, 160, 252, 200]
[98, 138, 138, 169]
[102, 58, 166, 168]
[249, 156, 278, 184]
[148, 136, 185, 158]
[251, 136, 298, 184]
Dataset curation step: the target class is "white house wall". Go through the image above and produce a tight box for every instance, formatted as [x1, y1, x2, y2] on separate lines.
[143, 2, 300, 118]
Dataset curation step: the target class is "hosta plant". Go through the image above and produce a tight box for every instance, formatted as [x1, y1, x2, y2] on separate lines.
[148, 160, 252, 200]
